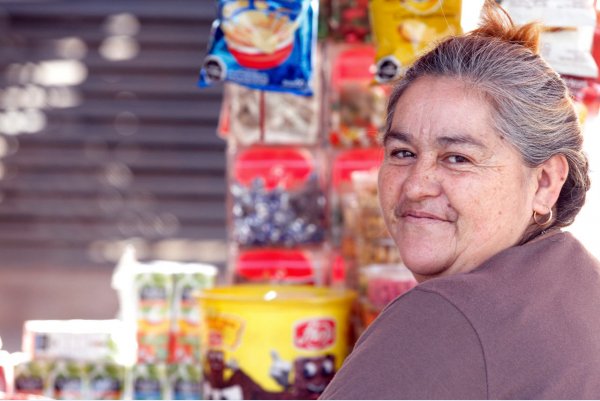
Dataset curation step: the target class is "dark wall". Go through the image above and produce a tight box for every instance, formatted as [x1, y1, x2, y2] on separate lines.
[0, 0, 226, 351]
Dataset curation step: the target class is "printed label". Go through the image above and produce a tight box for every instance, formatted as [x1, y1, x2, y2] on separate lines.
[293, 318, 336, 351]
[206, 313, 245, 350]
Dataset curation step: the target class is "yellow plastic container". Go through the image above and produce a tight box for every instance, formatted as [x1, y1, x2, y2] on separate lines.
[197, 285, 356, 400]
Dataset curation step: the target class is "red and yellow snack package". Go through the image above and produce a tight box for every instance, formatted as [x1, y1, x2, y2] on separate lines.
[369, 0, 462, 82]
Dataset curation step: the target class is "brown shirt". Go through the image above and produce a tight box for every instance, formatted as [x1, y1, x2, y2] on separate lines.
[321, 231, 600, 399]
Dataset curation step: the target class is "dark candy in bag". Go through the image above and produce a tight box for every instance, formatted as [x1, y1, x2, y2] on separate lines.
[199, 0, 318, 96]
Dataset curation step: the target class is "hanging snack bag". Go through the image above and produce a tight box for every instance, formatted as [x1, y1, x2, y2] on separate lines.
[199, 0, 319, 96]
[329, 44, 389, 148]
[369, 0, 462, 82]
[226, 81, 321, 145]
[330, 0, 371, 43]
[502, 0, 598, 80]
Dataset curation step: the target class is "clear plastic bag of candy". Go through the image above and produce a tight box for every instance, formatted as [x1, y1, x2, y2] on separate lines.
[328, 44, 390, 148]
[351, 169, 402, 267]
[228, 145, 327, 248]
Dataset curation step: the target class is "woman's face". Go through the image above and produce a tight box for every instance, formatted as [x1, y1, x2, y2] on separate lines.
[378, 76, 538, 282]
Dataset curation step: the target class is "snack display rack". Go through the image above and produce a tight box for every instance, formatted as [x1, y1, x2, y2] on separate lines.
[2, 0, 599, 400]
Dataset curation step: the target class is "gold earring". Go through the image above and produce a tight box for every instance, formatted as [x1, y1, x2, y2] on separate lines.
[533, 209, 553, 226]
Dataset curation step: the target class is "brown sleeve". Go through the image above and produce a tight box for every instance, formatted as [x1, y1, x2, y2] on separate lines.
[320, 289, 488, 400]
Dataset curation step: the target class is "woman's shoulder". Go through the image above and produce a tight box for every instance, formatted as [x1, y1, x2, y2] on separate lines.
[418, 230, 597, 297]
[321, 288, 488, 399]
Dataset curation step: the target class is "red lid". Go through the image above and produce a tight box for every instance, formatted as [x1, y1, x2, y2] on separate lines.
[331, 44, 376, 90]
[236, 248, 313, 281]
[332, 147, 383, 189]
[233, 146, 314, 190]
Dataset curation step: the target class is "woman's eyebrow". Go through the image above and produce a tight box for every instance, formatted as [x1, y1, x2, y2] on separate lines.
[383, 131, 486, 150]
[382, 130, 412, 145]
[437, 134, 486, 149]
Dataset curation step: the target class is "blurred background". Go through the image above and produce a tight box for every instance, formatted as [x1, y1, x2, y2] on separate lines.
[0, 0, 226, 352]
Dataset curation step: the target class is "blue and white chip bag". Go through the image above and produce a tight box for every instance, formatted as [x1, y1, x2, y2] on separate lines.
[198, 0, 318, 96]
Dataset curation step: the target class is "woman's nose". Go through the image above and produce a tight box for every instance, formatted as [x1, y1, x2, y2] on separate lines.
[402, 159, 441, 200]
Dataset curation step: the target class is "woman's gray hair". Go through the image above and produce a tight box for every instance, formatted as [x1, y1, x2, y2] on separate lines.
[385, 17, 590, 230]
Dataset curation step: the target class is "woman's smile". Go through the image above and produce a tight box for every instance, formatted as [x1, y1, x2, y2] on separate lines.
[395, 207, 452, 224]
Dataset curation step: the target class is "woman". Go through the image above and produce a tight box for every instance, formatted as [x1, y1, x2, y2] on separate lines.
[321, 1, 600, 399]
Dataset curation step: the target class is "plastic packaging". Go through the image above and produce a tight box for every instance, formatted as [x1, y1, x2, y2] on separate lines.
[198, 0, 319, 96]
[12, 359, 48, 398]
[223, 81, 321, 145]
[18, 320, 127, 398]
[330, 148, 383, 290]
[21, 320, 124, 363]
[171, 268, 217, 364]
[87, 362, 125, 400]
[351, 170, 402, 268]
[328, 44, 389, 148]
[47, 359, 86, 400]
[369, 0, 462, 82]
[111, 247, 218, 365]
[502, 0, 598, 79]
[330, 0, 371, 43]
[229, 145, 327, 248]
[168, 363, 202, 400]
[130, 363, 169, 400]
[359, 264, 417, 327]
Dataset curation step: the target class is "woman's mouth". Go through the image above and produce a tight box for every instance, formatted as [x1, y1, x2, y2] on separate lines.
[403, 210, 446, 220]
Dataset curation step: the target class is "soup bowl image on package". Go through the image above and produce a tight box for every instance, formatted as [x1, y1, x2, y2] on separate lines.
[221, 1, 302, 69]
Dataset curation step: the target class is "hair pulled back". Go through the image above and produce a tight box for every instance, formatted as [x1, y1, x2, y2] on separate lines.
[385, 0, 590, 229]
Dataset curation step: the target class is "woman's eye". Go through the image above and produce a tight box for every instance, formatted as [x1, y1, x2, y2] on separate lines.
[446, 154, 470, 164]
[390, 149, 415, 159]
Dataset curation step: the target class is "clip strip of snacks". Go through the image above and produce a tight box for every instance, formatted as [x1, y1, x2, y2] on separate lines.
[197, 1, 470, 399]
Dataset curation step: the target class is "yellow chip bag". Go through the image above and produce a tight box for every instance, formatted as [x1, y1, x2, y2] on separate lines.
[369, 0, 462, 82]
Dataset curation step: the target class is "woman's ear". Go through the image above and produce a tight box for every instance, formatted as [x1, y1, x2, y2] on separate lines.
[532, 154, 569, 214]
